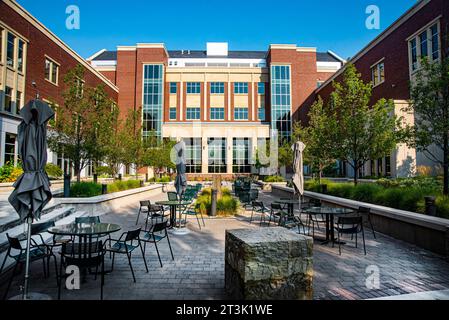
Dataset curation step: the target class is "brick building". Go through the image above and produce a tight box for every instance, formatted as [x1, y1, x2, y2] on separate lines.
[89, 43, 344, 176]
[0, 0, 118, 175]
[298, 0, 449, 178]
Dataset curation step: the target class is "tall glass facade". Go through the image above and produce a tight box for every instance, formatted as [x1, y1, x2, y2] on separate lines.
[143, 64, 164, 140]
[233, 138, 251, 173]
[184, 138, 202, 173]
[270, 65, 292, 141]
[208, 138, 227, 173]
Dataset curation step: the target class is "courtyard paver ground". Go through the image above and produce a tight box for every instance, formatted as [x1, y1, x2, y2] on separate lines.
[2, 188, 449, 300]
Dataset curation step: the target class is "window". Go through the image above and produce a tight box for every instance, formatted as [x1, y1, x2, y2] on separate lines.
[7, 32, 15, 68]
[409, 22, 440, 72]
[75, 78, 84, 98]
[186, 107, 201, 120]
[258, 83, 265, 95]
[208, 138, 226, 173]
[234, 107, 248, 120]
[4, 86, 12, 112]
[271, 65, 292, 140]
[186, 82, 201, 94]
[210, 107, 224, 120]
[0, 28, 4, 63]
[371, 61, 385, 86]
[169, 107, 177, 120]
[18, 40, 24, 72]
[185, 138, 202, 173]
[143, 64, 164, 140]
[258, 107, 265, 121]
[420, 31, 428, 58]
[210, 82, 224, 94]
[16, 91, 22, 114]
[170, 82, 177, 94]
[4, 133, 17, 165]
[410, 39, 417, 72]
[47, 101, 58, 127]
[45, 58, 59, 84]
[234, 82, 248, 94]
[233, 138, 251, 173]
[431, 24, 440, 60]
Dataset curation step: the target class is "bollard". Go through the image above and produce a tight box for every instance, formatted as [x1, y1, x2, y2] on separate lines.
[211, 189, 218, 217]
[63, 174, 71, 197]
[424, 196, 437, 216]
[93, 173, 98, 184]
[101, 184, 108, 195]
[320, 184, 328, 194]
[145, 173, 149, 183]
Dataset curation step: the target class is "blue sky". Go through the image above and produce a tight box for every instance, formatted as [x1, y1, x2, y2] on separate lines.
[17, 0, 416, 59]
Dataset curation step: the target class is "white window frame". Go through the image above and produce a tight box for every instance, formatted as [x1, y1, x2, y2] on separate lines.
[370, 58, 385, 88]
[45, 56, 60, 85]
[407, 18, 441, 76]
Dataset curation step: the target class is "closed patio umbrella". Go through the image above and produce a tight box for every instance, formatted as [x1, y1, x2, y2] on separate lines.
[291, 141, 306, 210]
[173, 139, 187, 199]
[8, 99, 54, 300]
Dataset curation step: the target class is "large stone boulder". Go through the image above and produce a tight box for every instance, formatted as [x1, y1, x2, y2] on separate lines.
[225, 227, 313, 300]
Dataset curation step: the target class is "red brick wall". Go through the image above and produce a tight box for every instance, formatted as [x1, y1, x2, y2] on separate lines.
[0, 2, 118, 107]
[98, 70, 116, 85]
[300, 0, 449, 124]
[116, 50, 137, 118]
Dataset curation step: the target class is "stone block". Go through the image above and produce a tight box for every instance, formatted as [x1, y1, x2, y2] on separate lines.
[225, 227, 313, 300]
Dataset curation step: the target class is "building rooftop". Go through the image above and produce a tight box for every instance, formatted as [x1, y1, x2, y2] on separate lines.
[91, 50, 342, 62]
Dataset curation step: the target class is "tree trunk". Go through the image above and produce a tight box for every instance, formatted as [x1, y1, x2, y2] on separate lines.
[444, 134, 449, 195]
[353, 162, 359, 185]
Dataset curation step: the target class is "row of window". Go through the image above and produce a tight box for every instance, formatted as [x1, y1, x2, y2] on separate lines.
[184, 137, 254, 174]
[409, 22, 440, 72]
[168, 107, 266, 121]
[369, 22, 441, 88]
[169, 82, 266, 95]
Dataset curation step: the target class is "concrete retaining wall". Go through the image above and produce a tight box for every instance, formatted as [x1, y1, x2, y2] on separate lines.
[54, 184, 163, 216]
[272, 185, 449, 258]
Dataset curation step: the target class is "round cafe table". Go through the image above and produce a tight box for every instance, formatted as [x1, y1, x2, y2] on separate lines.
[304, 206, 354, 245]
[48, 222, 121, 279]
[155, 200, 191, 230]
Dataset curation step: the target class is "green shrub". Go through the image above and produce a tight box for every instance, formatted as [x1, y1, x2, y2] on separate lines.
[195, 188, 239, 216]
[264, 175, 285, 183]
[70, 182, 102, 198]
[96, 166, 113, 176]
[351, 183, 382, 202]
[0, 162, 23, 183]
[45, 163, 63, 179]
[107, 179, 141, 193]
[436, 196, 449, 219]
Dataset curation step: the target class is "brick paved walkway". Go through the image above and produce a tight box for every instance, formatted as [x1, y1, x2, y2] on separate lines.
[2, 189, 449, 300]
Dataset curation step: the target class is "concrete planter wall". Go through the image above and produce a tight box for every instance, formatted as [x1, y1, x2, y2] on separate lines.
[272, 185, 449, 258]
[54, 184, 163, 216]
[254, 181, 287, 191]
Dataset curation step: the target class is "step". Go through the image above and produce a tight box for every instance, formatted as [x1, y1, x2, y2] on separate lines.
[0, 205, 77, 253]
[0, 209, 88, 282]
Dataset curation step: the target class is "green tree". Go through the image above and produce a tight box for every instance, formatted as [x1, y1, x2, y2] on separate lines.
[293, 97, 337, 183]
[120, 108, 145, 179]
[330, 63, 406, 185]
[48, 64, 116, 182]
[407, 56, 449, 194]
[142, 138, 176, 178]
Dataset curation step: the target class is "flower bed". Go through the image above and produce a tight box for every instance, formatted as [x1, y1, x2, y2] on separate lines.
[195, 188, 240, 216]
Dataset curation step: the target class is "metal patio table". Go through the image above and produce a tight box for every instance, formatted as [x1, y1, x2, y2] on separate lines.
[155, 200, 191, 229]
[304, 206, 354, 245]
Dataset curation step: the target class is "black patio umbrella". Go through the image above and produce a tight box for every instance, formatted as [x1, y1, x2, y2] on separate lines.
[8, 99, 54, 300]
[173, 139, 187, 199]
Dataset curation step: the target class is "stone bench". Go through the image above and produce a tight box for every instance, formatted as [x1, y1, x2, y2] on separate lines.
[225, 227, 313, 300]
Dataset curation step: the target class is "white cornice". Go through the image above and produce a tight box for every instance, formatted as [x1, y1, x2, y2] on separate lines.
[3, 0, 119, 93]
[86, 49, 106, 62]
